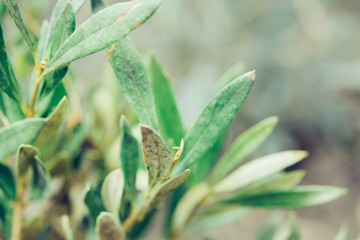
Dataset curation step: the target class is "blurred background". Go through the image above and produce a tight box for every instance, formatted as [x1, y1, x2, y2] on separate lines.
[3, 0, 360, 239]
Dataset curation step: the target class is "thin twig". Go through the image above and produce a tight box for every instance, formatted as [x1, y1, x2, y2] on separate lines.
[28, 59, 47, 117]
[11, 176, 25, 240]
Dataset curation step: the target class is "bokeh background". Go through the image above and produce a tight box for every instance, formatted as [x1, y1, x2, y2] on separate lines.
[2, 0, 360, 239]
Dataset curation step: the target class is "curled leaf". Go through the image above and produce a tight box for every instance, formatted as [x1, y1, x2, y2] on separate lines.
[96, 212, 125, 240]
[101, 169, 124, 217]
[141, 125, 173, 187]
[213, 151, 308, 194]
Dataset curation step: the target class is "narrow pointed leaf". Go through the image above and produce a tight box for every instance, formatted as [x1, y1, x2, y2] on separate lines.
[0, 162, 16, 200]
[36, 20, 49, 60]
[188, 133, 224, 186]
[101, 169, 124, 217]
[0, 92, 25, 122]
[96, 212, 125, 240]
[171, 183, 210, 234]
[333, 226, 348, 240]
[46, 0, 162, 73]
[221, 185, 346, 208]
[16, 144, 39, 177]
[0, 118, 45, 160]
[110, 38, 159, 130]
[287, 213, 301, 240]
[236, 170, 306, 196]
[84, 185, 106, 221]
[211, 116, 278, 183]
[0, 191, 12, 238]
[175, 71, 255, 174]
[48, 2, 75, 59]
[15, 144, 49, 199]
[2, 0, 35, 53]
[213, 151, 308, 194]
[0, 24, 21, 102]
[141, 125, 173, 186]
[256, 213, 284, 240]
[40, 66, 68, 98]
[120, 116, 138, 201]
[187, 205, 251, 233]
[39, 1, 75, 97]
[30, 155, 50, 199]
[0, 2, 5, 19]
[148, 53, 185, 145]
[60, 215, 74, 240]
[71, 0, 87, 13]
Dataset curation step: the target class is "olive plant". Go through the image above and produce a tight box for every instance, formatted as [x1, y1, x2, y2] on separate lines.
[0, 0, 346, 239]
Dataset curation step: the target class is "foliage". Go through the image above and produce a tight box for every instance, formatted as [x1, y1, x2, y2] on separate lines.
[0, 0, 346, 239]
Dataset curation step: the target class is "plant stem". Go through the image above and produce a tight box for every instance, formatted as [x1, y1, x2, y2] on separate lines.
[122, 209, 139, 232]
[28, 59, 47, 117]
[11, 176, 25, 240]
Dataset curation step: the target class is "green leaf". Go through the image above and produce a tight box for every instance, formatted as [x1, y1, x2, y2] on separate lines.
[46, 0, 162, 73]
[101, 169, 124, 218]
[2, 0, 35, 53]
[109, 37, 159, 130]
[0, 191, 12, 238]
[141, 125, 173, 187]
[187, 205, 251, 233]
[256, 213, 301, 240]
[148, 53, 185, 145]
[16, 144, 39, 177]
[39, 81, 67, 117]
[333, 226, 348, 240]
[0, 2, 6, 19]
[38, 1, 76, 97]
[84, 184, 106, 221]
[70, 0, 87, 13]
[60, 215, 74, 240]
[174, 71, 255, 174]
[213, 151, 308, 194]
[42, 0, 84, 57]
[236, 170, 306, 196]
[91, 0, 106, 13]
[0, 23, 21, 102]
[188, 133, 224, 186]
[210, 116, 278, 183]
[287, 213, 301, 240]
[171, 183, 211, 234]
[221, 185, 346, 208]
[16, 145, 50, 199]
[35, 97, 68, 149]
[120, 116, 138, 201]
[48, 2, 76, 60]
[255, 213, 284, 240]
[36, 20, 49, 60]
[40, 66, 68, 98]
[0, 91, 25, 122]
[30, 155, 50, 199]
[0, 162, 16, 200]
[96, 212, 125, 240]
[0, 118, 46, 160]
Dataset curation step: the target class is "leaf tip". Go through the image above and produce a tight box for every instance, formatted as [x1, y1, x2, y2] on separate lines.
[267, 116, 279, 125]
[245, 70, 256, 81]
[293, 150, 309, 160]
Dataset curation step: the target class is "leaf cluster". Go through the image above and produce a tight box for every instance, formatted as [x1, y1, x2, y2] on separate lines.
[0, 0, 347, 239]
